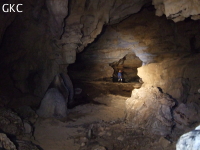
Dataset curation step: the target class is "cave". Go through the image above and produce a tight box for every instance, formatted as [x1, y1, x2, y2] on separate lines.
[0, 0, 200, 150]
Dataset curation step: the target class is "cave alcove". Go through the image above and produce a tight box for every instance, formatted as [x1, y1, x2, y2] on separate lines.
[68, 23, 144, 98]
[68, 23, 144, 83]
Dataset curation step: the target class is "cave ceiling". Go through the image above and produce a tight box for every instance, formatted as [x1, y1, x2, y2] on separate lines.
[1, 0, 200, 62]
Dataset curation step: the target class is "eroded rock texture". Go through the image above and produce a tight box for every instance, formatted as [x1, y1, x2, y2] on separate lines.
[0, 0, 199, 97]
[17, 140, 40, 150]
[0, 133, 17, 150]
[117, 7, 200, 138]
[176, 125, 200, 150]
[0, 0, 150, 97]
[153, 0, 200, 22]
[0, 0, 200, 146]
[126, 86, 175, 136]
[136, 54, 200, 131]
[0, 108, 24, 136]
[138, 54, 200, 104]
[125, 53, 200, 138]
[69, 8, 200, 82]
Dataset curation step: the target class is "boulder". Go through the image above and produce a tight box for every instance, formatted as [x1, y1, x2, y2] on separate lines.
[37, 88, 67, 118]
[17, 140, 40, 150]
[176, 125, 200, 150]
[0, 133, 17, 150]
[0, 108, 24, 136]
[126, 86, 175, 136]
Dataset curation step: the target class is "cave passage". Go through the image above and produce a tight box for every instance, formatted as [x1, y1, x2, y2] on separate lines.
[0, 0, 200, 149]
[109, 53, 142, 83]
[68, 50, 143, 98]
[67, 22, 145, 98]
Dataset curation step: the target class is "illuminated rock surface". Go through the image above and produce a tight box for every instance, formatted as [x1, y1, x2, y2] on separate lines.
[0, 0, 200, 149]
[126, 86, 175, 136]
[153, 0, 200, 22]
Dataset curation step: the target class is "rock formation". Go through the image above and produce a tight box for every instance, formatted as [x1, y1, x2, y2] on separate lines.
[0, 108, 24, 136]
[176, 125, 200, 150]
[37, 73, 73, 118]
[124, 40, 200, 138]
[0, 0, 200, 149]
[1, 0, 200, 96]
[0, 0, 151, 97]
[0, 108, 40, 150]
[0, 133, 17, 150]
[153, 0, 200, 22]
[126, 86, 175, 136]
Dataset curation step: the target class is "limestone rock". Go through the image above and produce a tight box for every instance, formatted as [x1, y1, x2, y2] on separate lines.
[79, 137, 88, 143]
[46, 0, 68, 37]
[138, 54, 200, 104]
[91, 145, 107, 150]
[0, 108, 24, 136]
[2, 0, 200, 99]
[158, 137, 171, 148]
[23, 121, 32, 134]
[111, 54, 142, 82]
[126, 86, 175, 136]
[174, 103, 200, 129]
[69, 8, 200, 82]
[37, 88, 67, 118]
[117, 135, 124, 141]
[0, 133, 17, 150]
[176, 125, 200, 150]
[15, 106, 38, 121]
[17, 140, 40, 150]
[153, 0, 200, 22]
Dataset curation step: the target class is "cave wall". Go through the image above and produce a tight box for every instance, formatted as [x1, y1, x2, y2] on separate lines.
[138, 55, 200, 104]
[69, 8, 200, 82]
[153, 0, 200, 22]
[0, 1, 69, 97]
[0, 0, 200, 142]
[123, 9, 200, 137]
[1, 0, 199, 97]
[126, 54, 200, 137]
[0, 0, 150, 97]
[68, 25, 143, 82]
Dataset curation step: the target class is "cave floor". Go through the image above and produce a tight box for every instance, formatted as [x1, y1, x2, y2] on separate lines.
[32, 93, 176, 150]
[33, 94, 128, 150]
[73, 80, 142, 98]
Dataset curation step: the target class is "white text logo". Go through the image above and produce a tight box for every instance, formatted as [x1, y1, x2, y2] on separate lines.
[2, 4, 23, 13]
